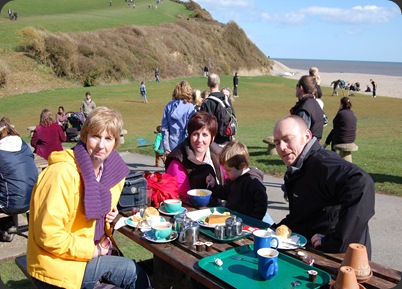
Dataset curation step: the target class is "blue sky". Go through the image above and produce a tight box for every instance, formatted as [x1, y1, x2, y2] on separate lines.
[194, 0, 402, 62]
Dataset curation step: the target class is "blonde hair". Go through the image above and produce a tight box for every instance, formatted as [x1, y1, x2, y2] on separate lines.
[219, 141, 249, 169]
[172, 80, 193, 103]
[0, 117, 19, 139]
[192, 89, 202, 107]
[80, 106, 123, 149]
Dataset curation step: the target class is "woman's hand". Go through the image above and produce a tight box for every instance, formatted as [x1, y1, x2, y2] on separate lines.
[106, 206, 118, 223]
[206, 174, 215, 188]
[311, 233, 324, 248]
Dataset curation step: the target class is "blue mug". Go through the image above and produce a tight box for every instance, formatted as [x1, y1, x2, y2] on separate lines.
[257, 248, 279, 280]
[253, 229, 279, 256]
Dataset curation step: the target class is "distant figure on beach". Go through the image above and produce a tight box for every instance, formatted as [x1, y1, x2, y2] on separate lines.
[140, 81, 148, 103]
[370, 79, 377, 98]
[233, 72, 239, 98]
[365, 85, 371, 92]
[290, 75, 324, 140]
[324, 96, 357, 151]
[331, 79, 341, 96]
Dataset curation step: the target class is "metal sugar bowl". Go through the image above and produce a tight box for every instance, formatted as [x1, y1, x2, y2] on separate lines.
[225, 215, 243, 236]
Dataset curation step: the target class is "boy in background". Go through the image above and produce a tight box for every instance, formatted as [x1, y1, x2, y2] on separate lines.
[153, 125, 165, 167]
[206, 141, 268, 220]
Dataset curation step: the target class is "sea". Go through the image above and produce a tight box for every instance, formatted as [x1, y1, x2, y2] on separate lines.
[274, 58, 402, 77]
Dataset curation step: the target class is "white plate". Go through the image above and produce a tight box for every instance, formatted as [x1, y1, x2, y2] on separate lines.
[158, 206, 187, 216]
[125, 216, 166, 231]
[143, 230, 178, 243]
[267, 228, 307, 250]
[186, 208, 230, 228]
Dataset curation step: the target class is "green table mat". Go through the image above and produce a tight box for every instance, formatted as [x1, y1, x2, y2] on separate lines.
[198, 244, 331, 288]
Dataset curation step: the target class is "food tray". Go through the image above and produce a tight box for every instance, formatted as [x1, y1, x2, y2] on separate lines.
[198, 244, 331, 288]
[186, 207, 270, 242]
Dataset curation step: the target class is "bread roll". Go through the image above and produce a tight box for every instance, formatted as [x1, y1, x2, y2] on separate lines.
[205, 214, 230, 225]
[143, 207, 159, 219]
[276, 224, 292, 239]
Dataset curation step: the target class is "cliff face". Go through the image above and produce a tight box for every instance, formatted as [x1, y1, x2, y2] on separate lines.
[0, 1, 272, 97]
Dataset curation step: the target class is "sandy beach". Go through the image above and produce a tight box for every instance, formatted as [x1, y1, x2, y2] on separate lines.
[270, 60, 402, 99]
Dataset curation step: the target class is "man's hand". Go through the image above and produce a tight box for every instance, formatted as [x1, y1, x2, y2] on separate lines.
[206, 174, 216, 188]
[311, 233, 324, 248]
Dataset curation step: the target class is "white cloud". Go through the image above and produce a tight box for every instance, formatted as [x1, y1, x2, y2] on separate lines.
[260, 5, 399, 25]
[195, 0, 252, 8]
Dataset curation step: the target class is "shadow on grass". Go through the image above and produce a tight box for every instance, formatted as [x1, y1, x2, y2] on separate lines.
[370, 173, 402, 185]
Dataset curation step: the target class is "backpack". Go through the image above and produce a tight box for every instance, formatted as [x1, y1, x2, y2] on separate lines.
[207, 96, 238, 137]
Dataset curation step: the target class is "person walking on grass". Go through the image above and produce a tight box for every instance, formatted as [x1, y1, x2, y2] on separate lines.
[140, 81, 148, 104]
[233, 72, 239, 98]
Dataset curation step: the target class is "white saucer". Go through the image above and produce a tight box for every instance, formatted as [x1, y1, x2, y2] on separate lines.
[158, 206, 187, 216]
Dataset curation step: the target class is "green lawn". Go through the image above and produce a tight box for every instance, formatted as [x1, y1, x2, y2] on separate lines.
[1, 75, 402, 195]
[0, 0, 191, 48]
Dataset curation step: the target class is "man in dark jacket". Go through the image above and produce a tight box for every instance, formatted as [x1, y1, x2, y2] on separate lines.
[200, 73, 236, 146]
[291, 75, 324, 140]
[273, 115, 375, 258]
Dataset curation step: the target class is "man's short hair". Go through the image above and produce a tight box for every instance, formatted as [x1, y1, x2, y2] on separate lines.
[219, 141, 249, 169]
[297, 75, 317, 95]
[208, 73, 220, 88]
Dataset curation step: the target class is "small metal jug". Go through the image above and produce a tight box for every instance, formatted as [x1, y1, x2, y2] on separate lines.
[178, 221, 200, 245]
[225, 215, 243, 236]
[173, 213, 190, 234]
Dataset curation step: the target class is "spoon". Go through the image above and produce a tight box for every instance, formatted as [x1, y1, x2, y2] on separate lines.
[291, 281, 301, 289]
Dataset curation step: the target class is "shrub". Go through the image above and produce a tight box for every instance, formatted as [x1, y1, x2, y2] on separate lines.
[17, 27, 47, 62]
[44, 35, 77, 77]
[0, 62, 8, 88]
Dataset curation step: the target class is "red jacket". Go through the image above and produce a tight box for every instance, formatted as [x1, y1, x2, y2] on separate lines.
[31, 122, 66, 159]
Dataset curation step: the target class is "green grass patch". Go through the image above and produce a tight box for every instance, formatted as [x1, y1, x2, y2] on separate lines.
[0, 0, 190, 48]
[1, 75, 402, 195]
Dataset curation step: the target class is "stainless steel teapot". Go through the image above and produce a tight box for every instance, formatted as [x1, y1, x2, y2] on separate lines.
[178, 220, 200, 245]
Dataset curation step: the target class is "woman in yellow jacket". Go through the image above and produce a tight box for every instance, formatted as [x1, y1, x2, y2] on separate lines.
[27, 107, 150, 289]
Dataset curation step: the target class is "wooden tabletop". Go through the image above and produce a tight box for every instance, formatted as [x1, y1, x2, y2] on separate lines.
[117, 206, 401, 289]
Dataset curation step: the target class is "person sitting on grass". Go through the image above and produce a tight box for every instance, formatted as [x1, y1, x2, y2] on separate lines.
[205, 141, 268, 220]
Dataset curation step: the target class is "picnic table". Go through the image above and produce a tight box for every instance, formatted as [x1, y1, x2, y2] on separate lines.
[117, 205, 401, 289]
[34, 153, 48, 171]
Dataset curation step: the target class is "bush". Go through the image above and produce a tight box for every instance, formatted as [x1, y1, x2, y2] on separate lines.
[0, 63, 8, 88]
[17, 27, 47, 62]
[44, 35, 77, 77]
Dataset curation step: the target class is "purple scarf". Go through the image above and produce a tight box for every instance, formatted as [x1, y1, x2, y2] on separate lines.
[74, 140, 129, 241]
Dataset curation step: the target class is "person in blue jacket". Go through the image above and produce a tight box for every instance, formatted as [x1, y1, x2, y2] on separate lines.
[0, 117, 38, 242]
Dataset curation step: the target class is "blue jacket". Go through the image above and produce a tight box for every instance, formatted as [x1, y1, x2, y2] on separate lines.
[0, 140, 38, 213]
[161, 99, 195, 151]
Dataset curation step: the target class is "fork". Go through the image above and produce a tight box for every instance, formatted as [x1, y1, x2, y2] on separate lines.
[231, 256, 258, 264]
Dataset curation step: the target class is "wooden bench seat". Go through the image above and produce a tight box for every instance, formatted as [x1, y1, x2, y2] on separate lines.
[15, 255, 37, 288]
[262, 136, 277, 155]
[333, 143, 358, 163]
[120, 129, 128, 144]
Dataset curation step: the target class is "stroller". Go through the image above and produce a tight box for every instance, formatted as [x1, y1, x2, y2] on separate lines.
[66, 112, 85, 142]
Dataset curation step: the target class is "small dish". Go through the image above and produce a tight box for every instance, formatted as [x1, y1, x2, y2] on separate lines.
[125, 216, 166, 232]
[268, 228, 307, 250]
[158, 206, 187, 216]
[143, 230, 178, 243]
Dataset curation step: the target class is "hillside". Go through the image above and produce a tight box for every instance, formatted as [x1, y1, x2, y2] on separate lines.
[0, 0, 272, 97]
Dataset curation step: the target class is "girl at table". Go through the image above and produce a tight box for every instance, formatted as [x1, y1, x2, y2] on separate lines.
[165, 111, 225, 206]
[27, 107, 151, 289]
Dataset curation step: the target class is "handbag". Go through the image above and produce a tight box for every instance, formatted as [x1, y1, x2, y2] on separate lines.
[144, 172, 179, 208]
[117, 170, 148, 212]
